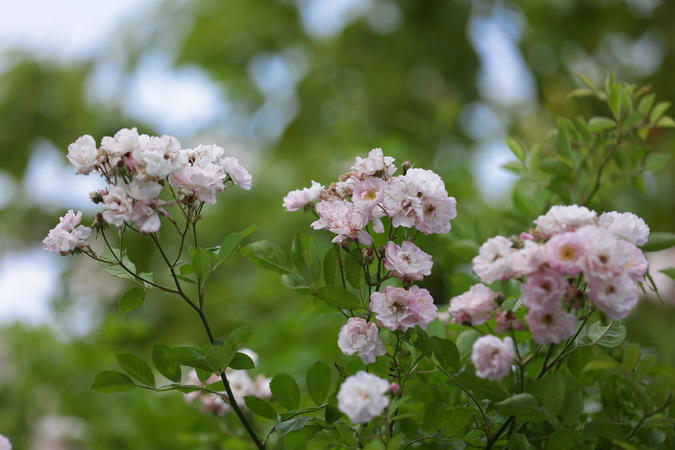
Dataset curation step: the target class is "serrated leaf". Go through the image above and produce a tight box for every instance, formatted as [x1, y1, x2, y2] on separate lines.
[241, 241, 293, 274]
[306, 361, 331, 405]
[270, 373, 300, 410]
[431, 336, 459, 373]
[244, 396, 277, 420]
[586, 322, 626, 348]
[116, 353, 155, 386]
[312, 286, 362, 310]
[643, 232, 675, 252]
[587, 117, 616, 132]
[91, 370, 136, 393]
[118, 288, 145, 315]
[152, 344, 181, 383]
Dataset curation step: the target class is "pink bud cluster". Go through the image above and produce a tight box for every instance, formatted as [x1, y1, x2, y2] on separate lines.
[183, 349, 271, 416]
[44, 128, 252, 249]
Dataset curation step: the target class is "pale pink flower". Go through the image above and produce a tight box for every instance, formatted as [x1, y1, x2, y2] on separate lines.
[621, 241, 648, 282]
[351, 148, 396, 179]
[0, 434, 11, 450]
[337, 318, 386, 364]
[472, 236, 515, 283]
[127, 179, 162, 201]
[352, 177, 387, 210]
[335, 175, 360, 198]
[183, 370, 230, 416]
[578, 225, 628, 280]
[534, 205, 597, 238]
[495, 309, 524, 333]
[252, 375, 272, 399]
[170, 164, 225, 204]
[312, 199, 373, 245]
[598, 211, 650, 246]
[471, 335, 515, 381]
[369, 285, 437, 331]
[545, 232, 588, 276]
[222, 157, 252, 190]
[521, 268, 568, 311]
[337, 371, 390, 423]
[587, 274, 639, 320]
[508, 240, 544, 277]
[67, 135, 99, 174]
[525, 305, 577, 344]
[400, 168, 457, 234]
[384, 241, 433, 282]
[133, 134, 182, 178]
[380, 177, 422, 228]
[448, 284, 497, 325]
[101, 186, 133, 226]
[283, 180, 323, 211]
[130, 201, 160, 233]
[226, 370, 255, 406]
[101, 127, 140, 164]
[42, 210, 91, 255]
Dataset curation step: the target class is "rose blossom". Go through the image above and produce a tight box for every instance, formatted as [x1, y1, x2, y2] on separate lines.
[471, 335, 515, 381]
[42, 210, 91, 255]
[448, 284, 497, 325]
[508, 240, 544, 277]
[67, 135, 99, 174]
[222, 157, 252, 190]
[283, 180, 323, 211]
[534, 205, 597, 238]
[312, 199, 373, 245]
[133, 134, 182, 178]
[127, 179, 162, 201]
[621, 241, 648, 282]
[337, 371, 390, 423]
[472, 236, 515, 283]
[521, 268, 568, 311]
[577, 225, 628, 279]
[598, 211, 650, 246]
[0, 435, 11, 450]
[495, 309, 524, 333]
[384, 241, 433, 282]
[102, 186, 133, 226]
[370, 285, 437, 331]
[380, 177, 423, 228]
[525, 305, 577, 344]
[130, 201, 160, 233]
[351, 148, 396, 178]
[352, 177, 387, 210]
[337, 318, 386, 364]
[544, 232, 588, 276]
[101, 127, 140, 164]
[587, 273, 639, 320]
[400, 168, 457, 234]
[170, 164, 225, 204]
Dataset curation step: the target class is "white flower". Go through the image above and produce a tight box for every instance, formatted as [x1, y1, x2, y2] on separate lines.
[370, 285, 437, 331]
[337, 318, 386, 364]
[170, 164, 225, 204]
[587, 273, 639, 320]
[133, 134, 182, 178]
[577, 225, 628, 280]
[102, 186, 133, 226]
[0, 435, 10, 450]
[383, 241, 433, 282]
[222, 157, 252, 190]
[101, 128, 140, 163]
[472, 236, 515, 283]
[67, 135, 99, 174]
[283, 180, 323, 211]
[508, 240, 544, 277]
[534, 205, 597, 238]
[312, 199, 373, 245]
[127, 179, 162, 201]
[598, 211, 650, 246]
[225, 369, 255, 406]
[42, 210, 91, 255]
[351, 148, 396, 178]
[471, 335, 515, 381]
[337, 371, 390, 423]
[448, 284, 497, 325]
[130, 201, 160, 233]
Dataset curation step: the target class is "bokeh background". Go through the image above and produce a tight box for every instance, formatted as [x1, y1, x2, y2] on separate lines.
[1, 0, 674, 448]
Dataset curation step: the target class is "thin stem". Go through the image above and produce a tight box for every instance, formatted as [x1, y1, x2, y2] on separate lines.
[537, 344, 556, 380]
[627, 393, 672, 440]
[486, 416, 514, 450]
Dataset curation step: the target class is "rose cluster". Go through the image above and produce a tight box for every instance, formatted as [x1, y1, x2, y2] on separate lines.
[183, 349, 271, 416]
[449, 205, 650, 381]
[43, 128, 251, 254]
[286, 149, 456, 423]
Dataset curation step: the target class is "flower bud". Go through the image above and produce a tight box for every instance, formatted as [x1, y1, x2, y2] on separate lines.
[89, 190, 104, 204]
[362, 247, 375, 264]
[389, 382, 401, 394]
[401, 160, 412, 175]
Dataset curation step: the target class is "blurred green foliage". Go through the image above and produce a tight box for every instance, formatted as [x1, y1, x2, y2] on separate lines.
[1, 0, 674, 448]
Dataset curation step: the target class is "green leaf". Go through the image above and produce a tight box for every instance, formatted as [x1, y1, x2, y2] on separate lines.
[657, 115, 675, 127]
[291, 233, 321, 285]
[209, 327, 251, 372]
[638, 93, 655, 115]
[270, 373, 301, 410]
[215, 225, 258, 268]
[556, 120, 573, 160]
[649, 101, 670, 124]
[118, 288, 145, 315]
[495, 393, 544, 420]
[229, 352, 255, 370]
[659, 267, 675, 280]
[162, 346, 211, 371]
[325, 405, 342, 424]
[644, 152, 671, 172]
[586, 322, 626, 348]
[345, 250, 363, 289]
[587, 117, 616, 132]
[431, 336, 459, 373]
[191, 247, 212, 280]
[306, 361, 331, 405]
[276, 417, 310, 434]
[502, 161, 524, 174]
[608, 83, 623, 119]
[152, 344, 181, 383]
[643, 232, 675, 252]
[244, 396, 277, 420]
[505, 137, 525, 162]
[583, 418, 626, 441]
[456, 330, 480, 361]
[323, 249, 339, 286]
[547, 430, 580, 450]
[509, 433, 532, 450]
[622, 343, 641, 371]
[100, 247, 137, 280]
[115, 353, 155, 386]
[91, 370, 136, 393]
[539, 373, 565, 416]
[422, 402, 444, 432]
[312, 286, 362, 310]
[241, 241, 293, 274]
